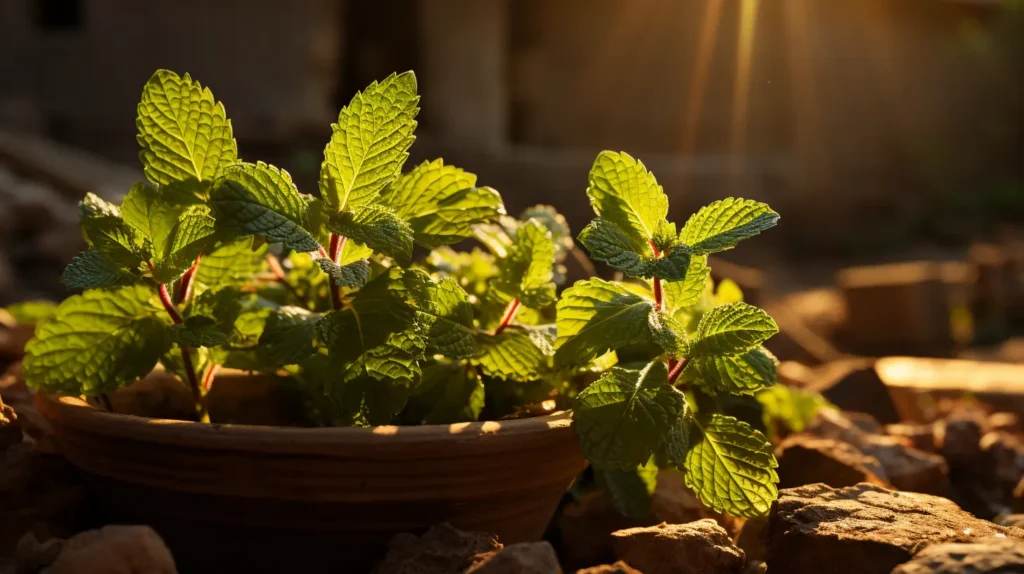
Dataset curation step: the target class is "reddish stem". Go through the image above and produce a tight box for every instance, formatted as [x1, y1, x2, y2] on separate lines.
[328, 233, 347, 310]
[202, 364, 220, 392]
[266, 253, 287, 281]
[177, 253, 202, 304]
[667, 358, 688, 385]
[494, 299, 521, 336]
[148, 261, 202, 416]
[649, 240, 663, 312]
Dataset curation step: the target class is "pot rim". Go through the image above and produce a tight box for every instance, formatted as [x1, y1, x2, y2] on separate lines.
[37, 392, 576, 455]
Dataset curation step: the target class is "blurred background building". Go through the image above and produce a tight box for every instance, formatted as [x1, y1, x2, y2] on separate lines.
[0, 0, 1021, 299]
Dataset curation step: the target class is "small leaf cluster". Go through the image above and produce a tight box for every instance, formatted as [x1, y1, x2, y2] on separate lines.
[560, 151, 782, 518]
[21, 69, 570, 428]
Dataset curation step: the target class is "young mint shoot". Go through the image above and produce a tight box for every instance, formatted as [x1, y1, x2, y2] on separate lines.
[21, 68, 562, 430]
[560, 151, 782, 518]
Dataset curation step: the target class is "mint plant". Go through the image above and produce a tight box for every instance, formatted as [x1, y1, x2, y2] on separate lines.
[559, 151, 782, 518]
[22, 69, 566, 428]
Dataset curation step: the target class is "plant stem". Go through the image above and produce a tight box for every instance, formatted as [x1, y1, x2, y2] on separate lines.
[648, 241, 663, 311]
[494, 299, 521, 336]
[202, 364, 220, 392]
[177, 253, 202, 305]
[328, 233, 347, 310]
[99, 393, 113, 412]
[148, 261, 203, 419]
[667, 357, 688, 385]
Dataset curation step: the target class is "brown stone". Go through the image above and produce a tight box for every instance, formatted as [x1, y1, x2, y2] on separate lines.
[776, 435, 889, 489]
[981, 431, 1024, 491]
[885, 423, 937, 453]
[46, 525, 177, 574]
[735, 518, 768, 563]
[988, 412, 1022, 434]
[808, 409, 952, 496]
[858, 434, 951, 496]
[996, 514, 1024, 529]
[466, 542, 561, 574]
[14, 531, 64, 573]
[764, 483, 1024, 574]
[0, 395, 20, 450]
[837, 261, 955, 357]
[612, 520, 745, 574]
[936, 417, 985, 466]
[806, 359, 901, 425]
[575, 562, 642, 574]
[558, 471, 728, 570]
[376, 523, 502, 574]
[891, 537, 1024, 574]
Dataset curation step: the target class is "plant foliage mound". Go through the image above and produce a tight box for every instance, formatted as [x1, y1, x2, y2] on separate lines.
[21, 68, 784, 517]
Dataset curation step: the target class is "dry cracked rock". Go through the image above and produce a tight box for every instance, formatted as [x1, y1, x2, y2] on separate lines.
[891, 537, 1024, 574]
[45, 525, 177, 574]
[466, 542, 561, 574]
[375, 523, 502, 574]
[575, 561, 642, 574]
[611, 520, 745, 574]
[776, 435, 889, 489]
[765, 483, 1024, 574]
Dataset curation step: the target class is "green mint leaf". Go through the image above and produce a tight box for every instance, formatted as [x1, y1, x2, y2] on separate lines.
[194, 237, 268, 292]
[210, 162, 320, 252]
[684, 346, 778, 395]
[495, 219, 556, 308]
[396, 270, 476, 359]
[402, 361, 484, 425]
[680, 198, 779, 254]
[572, 362, 685, 470]
[320, 71, 419, 212]
[328, 205, 414, 265]
[2, 300, 57, 325]
[689, 302, 778, 356]
[471, 324, 555, 381]
[316, 270, 424, 384]
[586, 151, 668, 252]
[259, 306, 319, 366]
[62, 251, 138, 290]
[381, 159, 505, 248]
[317, 258, 371, 288]
[149, 205, 218, 283]
[22, 285, 170, 395]
[79, 192, 121, 220]
[521, 205, 574, 261]
[168, 315, 229, 347]
[555, 278, 654, 367]
[81, 216, 149, 268]
[683, 413, 779, 517]
[654, 416, 691, 469]
[649, 310, 688, 356]
[597, 463, 659, 520]
[662, 255, 710, 316]
[136, 69, 237, 186]
[471, 216, 516, 256]
[121, 182, 183, 258]
[425, 246, 498, 298]
[578, 218, 691, 280]
[756, 384, 832, 437]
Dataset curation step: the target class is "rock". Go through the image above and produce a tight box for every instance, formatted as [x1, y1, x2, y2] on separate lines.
[980, 431, 1024, 492]
[611, 520, 745, 574]
[575, 562, 642, 574]
[891, 537, 1024, 574]
[558, 471, 730, 569]
[885, 423, 937, 453]
[996, 514, 1024, 529]
[988, 412, 1022, 434]
[776, 435, 889, 489]
[764, 483, 1023, 574]
[808, 409, 952, 496]
[0, 395, 20, 450]
[857, 434, 951, 496]
[837, 261, 955, 357]
[735, 518, 768, 563]
[466, 541, 560, 574]
[14, 531, 64, 573]
[936, 417, 984, 466]
[46, 525, 177, 574]
[0, 442, 82, 558]
[375, 523, 502, 574]
[806, 359, 901, 425]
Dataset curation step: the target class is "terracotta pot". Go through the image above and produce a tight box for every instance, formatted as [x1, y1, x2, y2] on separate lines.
[36, 392, 586, 573]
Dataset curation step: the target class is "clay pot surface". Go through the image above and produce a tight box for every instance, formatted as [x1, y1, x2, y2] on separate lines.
[36, 389, 586, 573]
